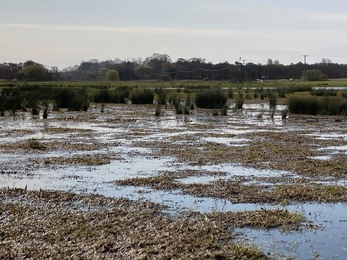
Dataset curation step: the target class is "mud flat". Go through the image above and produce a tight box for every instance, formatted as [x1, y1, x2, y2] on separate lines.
[1, 103, 347, 259]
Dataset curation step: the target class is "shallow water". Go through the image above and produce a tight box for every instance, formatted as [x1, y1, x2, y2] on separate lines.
[1, 104, 347, 259]
[236, 203, 347, 259]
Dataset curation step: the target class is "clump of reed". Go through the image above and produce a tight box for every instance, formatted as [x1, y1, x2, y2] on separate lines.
[155, 103, 162, 116]
[93, 86, 131, 104]
[311, 89, 337, 97]
[227, 88, 234, 98]
[28, 138, 45, 150]
[195, 87, 227, 109]
[268, 91, 277, 109]
[221, 104, 229, 115]
[234, 93, 244, 109]
[130, 89, 154, 104]
[53, 87, 89, 111]
[281, 108, 289, 119]
[42, 100, 49, 119]
[30, 100, 39, 116]
[288, 96, 347, 115]
[172, 95, 183, 114]
[156, 87, 167, 106]
[0, 87, 22, 112]
[184, 94, 194, 114]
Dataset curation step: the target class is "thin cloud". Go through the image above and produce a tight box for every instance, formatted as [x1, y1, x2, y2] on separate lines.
[309, 13, 347, 23]
[2, 23, 346, 42]
[2, 23, 265, 38]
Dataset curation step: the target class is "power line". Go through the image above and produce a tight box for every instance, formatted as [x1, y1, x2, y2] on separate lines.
[150, 65, 234, 77]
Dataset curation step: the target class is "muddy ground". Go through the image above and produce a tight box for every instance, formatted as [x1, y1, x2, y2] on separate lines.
[1, 102, 347, 259]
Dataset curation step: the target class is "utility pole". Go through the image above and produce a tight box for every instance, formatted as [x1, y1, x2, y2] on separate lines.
[235, 61, 243, 83]
[302, 55, 308, 81]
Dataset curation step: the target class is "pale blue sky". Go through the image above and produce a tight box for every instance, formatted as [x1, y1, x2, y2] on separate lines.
[1, 0, 347, 69]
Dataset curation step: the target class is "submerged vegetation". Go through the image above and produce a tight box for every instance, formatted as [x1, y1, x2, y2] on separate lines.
[0, 188, 273, 259]
[116, 176, 347, 204]
[1, 79, 347, 258]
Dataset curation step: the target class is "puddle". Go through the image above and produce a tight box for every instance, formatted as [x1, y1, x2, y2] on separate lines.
[320, 145, 347, 151]
[236, 203, 347, 259]
[243, 103, 288, 111]
[204, 137, 250, 146]
[313, 86, 347, 91]
[185, 163, 298, 178]
[305, 133, 347, 141]
[308, 155, 333, 161]
[1, 103, 347, 259]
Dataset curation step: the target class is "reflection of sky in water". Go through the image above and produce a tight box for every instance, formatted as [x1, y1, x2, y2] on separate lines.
[236, 203, 347, 259]
[1, 156, 346, 259]
[1, 104, 347, 259]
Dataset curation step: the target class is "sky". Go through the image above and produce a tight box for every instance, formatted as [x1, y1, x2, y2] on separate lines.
[1, 0, 347, 69]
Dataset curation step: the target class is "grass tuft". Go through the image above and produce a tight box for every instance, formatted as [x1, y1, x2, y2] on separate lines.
[195, 87, 227, 109]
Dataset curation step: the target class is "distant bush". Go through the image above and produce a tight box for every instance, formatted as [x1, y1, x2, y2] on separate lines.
[304, 69, 328, 81]
[158, 74, 172, 82]
[105, 70, 119, 81]
[16, 65, 47, 81]
[195, 87, 227, 109]
[130, 89, 154, 104]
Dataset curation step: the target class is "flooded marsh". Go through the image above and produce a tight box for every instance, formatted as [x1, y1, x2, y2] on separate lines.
[1, 103, 347, 259]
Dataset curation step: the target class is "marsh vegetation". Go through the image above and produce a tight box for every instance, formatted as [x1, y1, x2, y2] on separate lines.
[1, 80, 347, 258]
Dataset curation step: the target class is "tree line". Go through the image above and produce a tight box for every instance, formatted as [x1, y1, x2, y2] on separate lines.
[1, 53, 347, 82]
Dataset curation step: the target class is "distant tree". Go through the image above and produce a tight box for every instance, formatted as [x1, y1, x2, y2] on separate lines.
[144, 53, 171, 75]
[134, 65, 154, 79]
[105, 69, 119, 81]
[23, 60, 36, 67]
[98, 67, 110, 80]
[16, 64, 47, 81]
[114, 58, 123, 64]
[304, 69, 328, 81]
[0, 62, 22, 80]
[321, 58, 332, 65]
[131, 57, 144, 65]
[267, 58, 273, 65]
[274, 60, 280, 65]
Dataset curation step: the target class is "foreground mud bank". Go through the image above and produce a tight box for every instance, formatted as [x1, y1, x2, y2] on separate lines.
[1, 103, 347, 258]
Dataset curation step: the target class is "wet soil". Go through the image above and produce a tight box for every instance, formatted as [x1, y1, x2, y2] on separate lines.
[1, 103, 347, 259]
